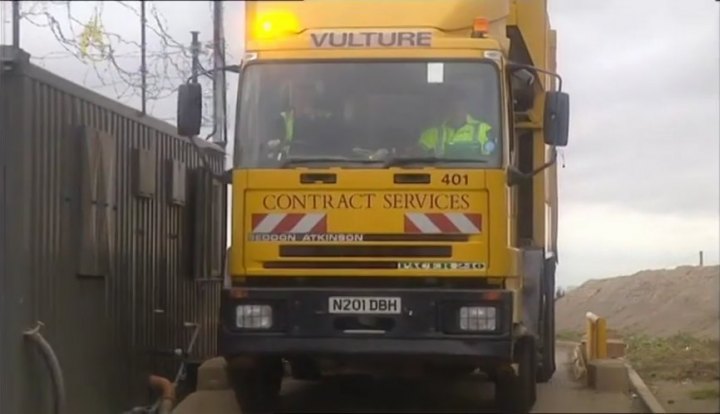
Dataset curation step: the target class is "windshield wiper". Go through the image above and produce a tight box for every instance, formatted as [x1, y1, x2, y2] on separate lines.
[281, 156, 385, 167]
[384, 156, 488, 168]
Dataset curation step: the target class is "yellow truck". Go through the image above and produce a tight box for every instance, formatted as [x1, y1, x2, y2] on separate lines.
[176, 0, 569, 412]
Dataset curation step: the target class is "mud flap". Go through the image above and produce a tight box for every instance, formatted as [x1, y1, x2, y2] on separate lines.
[536, 257, 557, 382]
[521, 248, 543, 339]
[520, 249, 556, 382]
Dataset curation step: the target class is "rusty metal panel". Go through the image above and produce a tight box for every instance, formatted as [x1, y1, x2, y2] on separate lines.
[134, 147, 157, 199]
[0, 46, 226, 414]
[168, 160, 188, 206]
[78, 125, 116, 278]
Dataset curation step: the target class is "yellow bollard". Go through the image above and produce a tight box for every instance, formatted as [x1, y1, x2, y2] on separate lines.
[585, 312, 608, 360]
[596, 318, 607, 359]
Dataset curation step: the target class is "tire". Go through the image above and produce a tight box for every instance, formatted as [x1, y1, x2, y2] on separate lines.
[495, 336, 537, 414]
[289, 358, 322, 381]
[229, 358, 283, 414]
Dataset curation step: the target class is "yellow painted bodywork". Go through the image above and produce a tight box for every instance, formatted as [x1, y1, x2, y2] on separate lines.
[231, 169, 512, 278]
[244, 0, 512, 49]
[229, 0, 559, 326]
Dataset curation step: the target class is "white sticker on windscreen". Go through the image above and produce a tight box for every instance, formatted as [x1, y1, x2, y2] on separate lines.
[427, 62, 444, 84]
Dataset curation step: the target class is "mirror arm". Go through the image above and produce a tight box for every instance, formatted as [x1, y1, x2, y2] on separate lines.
[507, 62, 564, 92]
[529, 146, 558, 176]
[222, 168, 233, 185]
[506, 147, 558, 187]
[184, 64, 241, 85]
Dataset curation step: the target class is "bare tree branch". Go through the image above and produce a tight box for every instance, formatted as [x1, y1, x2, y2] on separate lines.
[18, 0, 227, 128]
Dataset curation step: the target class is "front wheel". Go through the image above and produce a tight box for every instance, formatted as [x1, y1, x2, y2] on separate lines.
[495, 336, 537, 413]
[289, 358, 323, 381]
[228, 358, 284, 414]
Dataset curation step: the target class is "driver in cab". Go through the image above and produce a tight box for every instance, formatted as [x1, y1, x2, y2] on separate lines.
[275, 82, 338, 158]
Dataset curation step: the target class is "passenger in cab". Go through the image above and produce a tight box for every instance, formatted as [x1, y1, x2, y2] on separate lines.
[415, 89, 497, 159]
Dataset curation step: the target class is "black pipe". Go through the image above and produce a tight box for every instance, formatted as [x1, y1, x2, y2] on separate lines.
[12, 0, 20, 48]
[190, 31, 200, 84]
[140, 0, 147, 114]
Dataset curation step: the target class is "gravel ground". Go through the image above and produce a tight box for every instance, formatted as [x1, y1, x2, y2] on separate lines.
[174, 343, 642, 413]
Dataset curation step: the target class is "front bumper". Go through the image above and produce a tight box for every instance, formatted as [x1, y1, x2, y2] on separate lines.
[218, 286, 513, 362]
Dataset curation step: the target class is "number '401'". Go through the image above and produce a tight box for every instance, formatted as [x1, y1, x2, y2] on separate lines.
[440, 173, 469, 185]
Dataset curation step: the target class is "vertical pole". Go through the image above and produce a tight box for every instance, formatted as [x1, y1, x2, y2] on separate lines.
[585, 316, 593, 360]
[596, 318, 607, 359]
[12, 0, 20, 48]
[212, 0, 226, 147]
[190, 31, 200, 84]
[699, 250, 704, 267]
[219, 2, 228, 150]
[140, 0, 147, 115]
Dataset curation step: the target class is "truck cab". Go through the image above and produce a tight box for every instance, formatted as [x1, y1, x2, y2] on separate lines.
[176, 1, 569, 412]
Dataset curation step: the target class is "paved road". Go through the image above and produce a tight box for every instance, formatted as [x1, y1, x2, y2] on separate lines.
[175, 343, 646, 413]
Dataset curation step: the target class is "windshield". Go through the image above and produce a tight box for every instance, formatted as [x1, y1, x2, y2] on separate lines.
[235, 61, 502, 168]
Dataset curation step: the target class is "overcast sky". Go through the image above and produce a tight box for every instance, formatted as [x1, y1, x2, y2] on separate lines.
[1, 0, 718, 288]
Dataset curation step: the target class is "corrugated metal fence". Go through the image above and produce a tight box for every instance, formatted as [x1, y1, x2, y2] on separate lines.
[0, 46, 227, 414]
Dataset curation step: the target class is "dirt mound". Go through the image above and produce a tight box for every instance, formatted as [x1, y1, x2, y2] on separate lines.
[556, 265, 720, 339]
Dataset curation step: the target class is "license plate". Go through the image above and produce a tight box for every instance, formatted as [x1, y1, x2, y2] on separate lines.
[328, 296, 402, 315]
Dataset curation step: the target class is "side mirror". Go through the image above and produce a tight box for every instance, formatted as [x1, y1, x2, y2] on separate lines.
[177, 83, 202, 137]
[543, 91, 569, 147]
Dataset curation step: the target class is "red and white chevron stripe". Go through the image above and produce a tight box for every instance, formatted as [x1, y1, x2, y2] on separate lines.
[252, 213, 327, 234]
[404, 213, 482, 234]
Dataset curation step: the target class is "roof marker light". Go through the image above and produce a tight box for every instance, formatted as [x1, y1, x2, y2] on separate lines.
[472, 17, 490, 38]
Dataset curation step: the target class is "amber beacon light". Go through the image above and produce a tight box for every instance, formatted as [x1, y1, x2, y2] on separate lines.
[254, 10, 300, 40]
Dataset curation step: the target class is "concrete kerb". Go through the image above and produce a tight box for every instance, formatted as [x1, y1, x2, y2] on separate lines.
[556, 340, 579, 347]
[556, 340, 666, 414]
[196, 357, 231, 391]
[625, 363, 667, 414]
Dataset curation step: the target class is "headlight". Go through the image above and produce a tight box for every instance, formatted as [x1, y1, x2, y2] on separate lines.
[459, 306, 496, 331]
[236, 304, 272, 329]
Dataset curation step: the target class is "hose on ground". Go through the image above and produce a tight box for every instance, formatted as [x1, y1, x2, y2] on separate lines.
[128, 322, 200, 413]
[149, 375, 175, 414]
[23, 321, 67, 414]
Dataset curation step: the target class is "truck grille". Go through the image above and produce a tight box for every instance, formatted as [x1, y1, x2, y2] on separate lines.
[278, 245, 451, 258]
[264, 261, 400, 269]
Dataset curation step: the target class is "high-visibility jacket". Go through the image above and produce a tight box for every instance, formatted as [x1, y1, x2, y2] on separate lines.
[280, 110, 294, 142]
[419, 115, 496, 157]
